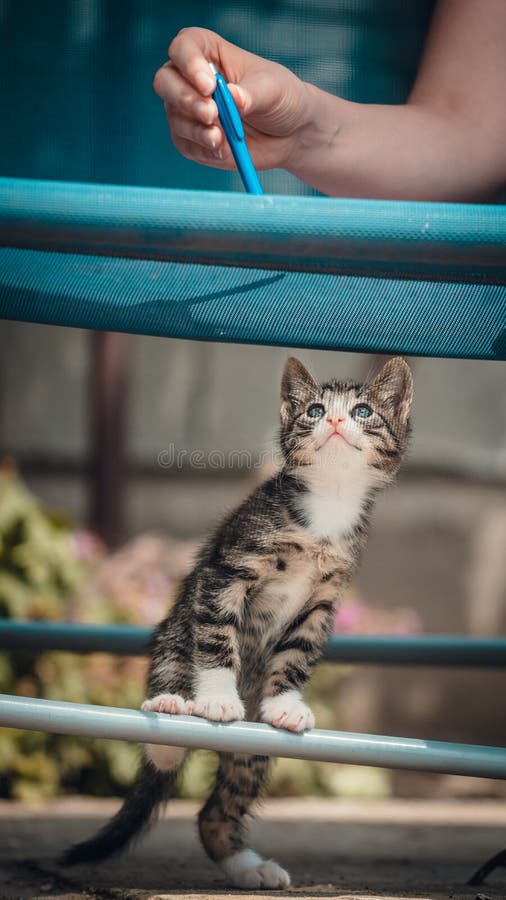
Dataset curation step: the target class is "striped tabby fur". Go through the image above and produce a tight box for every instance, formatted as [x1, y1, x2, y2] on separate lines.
[63, 355, 413, 888]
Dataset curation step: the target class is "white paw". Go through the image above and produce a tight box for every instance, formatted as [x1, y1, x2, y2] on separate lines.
[222, 849, 291, 889]
[261, 690, 315, 733]
[193, 694, 245, 722]
[141, 693, 194, 715]
[253, 860, 291, 889]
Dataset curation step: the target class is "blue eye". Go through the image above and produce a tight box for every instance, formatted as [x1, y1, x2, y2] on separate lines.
[307, 403, 325, 419]
[353, 404, 373, 419]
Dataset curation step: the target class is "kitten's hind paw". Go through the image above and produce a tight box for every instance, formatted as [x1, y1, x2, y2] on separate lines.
[222, 849, 291, 889]
[141, 693, 194, 715]
[261, 691, 315, 733]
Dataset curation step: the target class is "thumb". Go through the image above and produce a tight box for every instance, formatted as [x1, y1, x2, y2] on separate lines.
[228, 67, 289, 124]
[228, 82, 254, 118]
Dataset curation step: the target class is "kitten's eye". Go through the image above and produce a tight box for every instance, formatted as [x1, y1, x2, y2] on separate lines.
[353, 404, 373, 420]
[306, 403, 325, 419]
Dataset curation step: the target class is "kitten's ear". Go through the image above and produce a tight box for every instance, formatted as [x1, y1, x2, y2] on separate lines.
[281, 357, 318, 412]
[369, 357, 413, 423]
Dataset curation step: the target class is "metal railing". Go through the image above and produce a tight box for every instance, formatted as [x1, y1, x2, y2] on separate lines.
[1, 693, 506, 779]
[2, 621, 506, 667]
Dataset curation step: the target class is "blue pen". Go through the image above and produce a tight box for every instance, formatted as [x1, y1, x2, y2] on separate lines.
[209, 62, 263, 195]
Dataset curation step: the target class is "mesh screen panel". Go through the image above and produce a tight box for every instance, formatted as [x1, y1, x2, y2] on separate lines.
[1, 247, 504, 360]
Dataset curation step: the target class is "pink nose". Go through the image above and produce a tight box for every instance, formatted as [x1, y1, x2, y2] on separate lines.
[327, 416, 345, 427]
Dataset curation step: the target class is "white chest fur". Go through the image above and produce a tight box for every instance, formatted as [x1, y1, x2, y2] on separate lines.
[294, 461, 372, 540]
[300, 488, 365, 540]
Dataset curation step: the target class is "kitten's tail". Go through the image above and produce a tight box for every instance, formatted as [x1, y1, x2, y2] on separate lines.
[61, 761, 177, 866]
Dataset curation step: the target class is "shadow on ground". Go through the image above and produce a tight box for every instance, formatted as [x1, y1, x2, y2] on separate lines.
[1, 798, 505, 899]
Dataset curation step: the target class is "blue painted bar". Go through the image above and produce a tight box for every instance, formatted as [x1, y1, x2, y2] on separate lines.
[1, 178, 505, 281]
[1, 693, 505, 778]
[0, 621, 152, 655]
[1, 621, 506, 667]
[324, 634, 506, 667]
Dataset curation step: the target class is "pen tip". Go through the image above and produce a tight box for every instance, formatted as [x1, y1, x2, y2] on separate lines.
[208, 61, 218, 75]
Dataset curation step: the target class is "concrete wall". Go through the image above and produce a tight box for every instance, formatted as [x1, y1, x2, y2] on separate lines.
[1, 321, 505, 483]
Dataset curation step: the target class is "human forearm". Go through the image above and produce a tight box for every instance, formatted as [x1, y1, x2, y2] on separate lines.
[289, 0, 506, 201]
[287, 84, 504, 202]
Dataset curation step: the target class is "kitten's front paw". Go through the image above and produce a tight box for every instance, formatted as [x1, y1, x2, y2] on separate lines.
[193, 694, 245, 722]
[141, 693, 194, 715]
[261, 691, 315, 733]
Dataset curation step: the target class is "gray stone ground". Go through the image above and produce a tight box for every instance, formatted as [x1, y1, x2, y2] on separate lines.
[1, 797, 505, 900]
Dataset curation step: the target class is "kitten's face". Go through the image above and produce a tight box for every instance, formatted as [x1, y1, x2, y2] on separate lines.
[279, 357, 413, 481]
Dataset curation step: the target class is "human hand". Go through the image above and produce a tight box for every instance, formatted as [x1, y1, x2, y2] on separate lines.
[153, 27, 310, 172]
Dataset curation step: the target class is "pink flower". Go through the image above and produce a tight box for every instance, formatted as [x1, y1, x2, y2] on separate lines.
[72, 529, 104, 562]
[334, 595, 423, 636]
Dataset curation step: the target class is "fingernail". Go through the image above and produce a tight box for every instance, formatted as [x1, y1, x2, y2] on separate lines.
[214, 148, 223, 160]
[233, 84, 247, 107]
[195, 71, 215, 96]
[207, 126, 221, 149]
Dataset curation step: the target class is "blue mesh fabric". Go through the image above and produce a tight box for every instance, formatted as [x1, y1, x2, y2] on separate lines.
[0, 248, 504, 360]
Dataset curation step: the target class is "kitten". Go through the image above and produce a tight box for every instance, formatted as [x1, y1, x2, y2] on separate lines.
[62, 355, 413, 889]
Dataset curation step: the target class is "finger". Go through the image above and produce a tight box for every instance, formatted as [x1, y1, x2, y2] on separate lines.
[168, 27, 220, 97]
[154, 63, 217, 125]
[168, 109, 223, 151]
[173, 134, 228, 168]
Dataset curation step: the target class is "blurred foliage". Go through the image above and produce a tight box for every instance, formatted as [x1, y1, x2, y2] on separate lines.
[0, 463, 147, 801]
[1, 464, 419, 802]
[0, 462, 86, 620]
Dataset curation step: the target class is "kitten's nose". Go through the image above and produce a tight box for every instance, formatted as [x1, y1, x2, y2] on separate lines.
[327, 415, 345, 427]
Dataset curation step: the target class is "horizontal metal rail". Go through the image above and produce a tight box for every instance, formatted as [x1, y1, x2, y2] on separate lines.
[1, 621, 506, 667]
[1, 693, 505, 778]
[1, 178, 505, 282]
